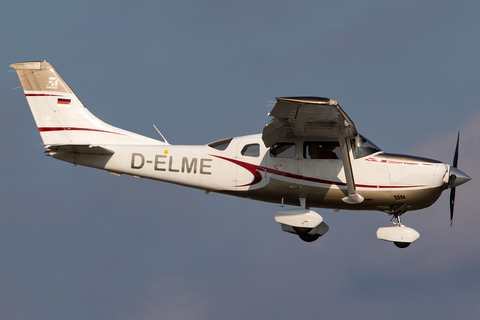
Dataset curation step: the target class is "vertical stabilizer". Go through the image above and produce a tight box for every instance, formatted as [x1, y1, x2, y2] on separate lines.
[10, 61, 163, 146]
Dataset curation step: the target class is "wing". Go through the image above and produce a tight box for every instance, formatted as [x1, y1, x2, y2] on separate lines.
[262, 96, 364, 204]
[262, 96, 357, 147]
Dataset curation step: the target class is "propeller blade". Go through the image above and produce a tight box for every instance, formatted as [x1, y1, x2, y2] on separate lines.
[450, 186, 456, 226]
[453, 132, 459, 168]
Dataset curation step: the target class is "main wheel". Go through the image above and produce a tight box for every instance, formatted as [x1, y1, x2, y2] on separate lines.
[394, 242, 411, 248]
[298, 233, 320, 242]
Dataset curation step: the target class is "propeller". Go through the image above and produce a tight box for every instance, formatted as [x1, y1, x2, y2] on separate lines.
[449, 133, 459, 226]
[448, 132, 471, 226]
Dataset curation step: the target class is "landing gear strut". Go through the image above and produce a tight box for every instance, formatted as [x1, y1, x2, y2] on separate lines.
[389, 215, 411, 248]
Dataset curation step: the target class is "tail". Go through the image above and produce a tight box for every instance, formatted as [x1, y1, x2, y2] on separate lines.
[10, 60, 163, 146]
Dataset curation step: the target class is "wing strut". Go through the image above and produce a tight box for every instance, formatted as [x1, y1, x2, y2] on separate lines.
[338, 134, 364, 204]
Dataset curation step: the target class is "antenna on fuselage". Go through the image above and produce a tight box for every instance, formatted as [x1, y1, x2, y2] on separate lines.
[153, 124, 170, 145]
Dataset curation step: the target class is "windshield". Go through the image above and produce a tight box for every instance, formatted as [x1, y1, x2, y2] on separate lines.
[352, 135, 382, 158]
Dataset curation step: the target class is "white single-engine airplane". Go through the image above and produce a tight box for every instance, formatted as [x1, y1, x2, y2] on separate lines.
[11, 61, 471, 248]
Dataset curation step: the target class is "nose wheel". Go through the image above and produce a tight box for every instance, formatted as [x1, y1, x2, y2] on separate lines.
[394, 241, 411, 248]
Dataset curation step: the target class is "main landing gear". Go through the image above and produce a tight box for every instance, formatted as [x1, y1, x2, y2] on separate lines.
[275, 208, 329, 243]
[376, 204, 420, 248]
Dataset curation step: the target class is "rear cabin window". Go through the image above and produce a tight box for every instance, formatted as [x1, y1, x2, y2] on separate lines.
[208, 138, 233, 151]
[241, 143, 260, 157]
[304, 141, 341, 160]
[270, 143, 295, 158]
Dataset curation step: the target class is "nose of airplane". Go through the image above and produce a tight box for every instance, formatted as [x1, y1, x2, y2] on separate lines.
[449, 167, 471, 188]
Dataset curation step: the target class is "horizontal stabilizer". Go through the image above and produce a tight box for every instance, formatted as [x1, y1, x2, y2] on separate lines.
[45, 144, 114, 155]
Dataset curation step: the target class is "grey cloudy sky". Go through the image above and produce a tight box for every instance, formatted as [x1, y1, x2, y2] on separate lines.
[1, 1, 480, 319]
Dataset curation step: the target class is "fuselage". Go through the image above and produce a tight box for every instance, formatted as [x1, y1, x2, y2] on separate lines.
[51, 133, 449, 212]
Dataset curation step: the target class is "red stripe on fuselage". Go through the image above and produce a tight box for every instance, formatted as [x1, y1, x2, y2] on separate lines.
[211, 155, 425, 189]
[365, 157, 432, 166]
[211, 155, 263, 187]
[38, 127, 125, 136]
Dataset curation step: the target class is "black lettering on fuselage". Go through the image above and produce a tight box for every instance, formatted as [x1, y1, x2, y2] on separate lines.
[131, 153, 211, 175]
[200, 158, 212, 175]
[154, 155, 167, 171]
[131, 153, 145, 169]
[182, 157, 197, 173]
[168, 156, 179, 172]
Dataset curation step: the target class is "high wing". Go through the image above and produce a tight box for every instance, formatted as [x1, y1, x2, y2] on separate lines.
[262, 96, 364, 204]
[262, 97, 358, 147]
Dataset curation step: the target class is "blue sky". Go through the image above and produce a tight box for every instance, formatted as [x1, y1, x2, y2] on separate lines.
[1, 1, 480, 319]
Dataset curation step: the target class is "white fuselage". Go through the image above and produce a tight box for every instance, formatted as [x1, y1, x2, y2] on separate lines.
[52, 133, 449, 212]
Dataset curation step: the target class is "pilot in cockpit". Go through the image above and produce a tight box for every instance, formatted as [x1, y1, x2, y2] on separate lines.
[319, 142, 338, 159]
[307, 142, 339, 159]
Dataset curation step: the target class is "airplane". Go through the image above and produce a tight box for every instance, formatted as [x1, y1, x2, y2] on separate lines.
[10, 60, 471, 248]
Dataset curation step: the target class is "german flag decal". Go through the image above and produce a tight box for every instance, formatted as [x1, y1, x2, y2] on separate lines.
[57, 98, 71, 105]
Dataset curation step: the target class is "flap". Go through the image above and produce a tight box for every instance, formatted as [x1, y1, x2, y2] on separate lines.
[262, 96, 358, 147]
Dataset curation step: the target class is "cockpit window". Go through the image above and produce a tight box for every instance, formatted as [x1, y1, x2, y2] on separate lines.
[241, 143, 260, 157]
[304, 141, 341, 160]
[270, 143, 295, 158]
[351, 135, 382, 158]
[208, 138, 233, 151]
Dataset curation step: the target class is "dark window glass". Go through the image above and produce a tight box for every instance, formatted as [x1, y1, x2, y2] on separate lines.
[241, 144, 260, 157]
[352, 135, 382, 158]
[270, 143, 295, 158]
[304, 141, 341, 160]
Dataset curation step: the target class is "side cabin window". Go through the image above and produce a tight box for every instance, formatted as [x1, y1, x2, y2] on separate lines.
[304, 141, 341, 160]
[241, 143, 260, 157]
[208, 138, 233, 151]
[270, 143, 295, 158]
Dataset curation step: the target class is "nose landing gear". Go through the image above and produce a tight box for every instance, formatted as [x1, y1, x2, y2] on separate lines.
[377, 204, 420, 249]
